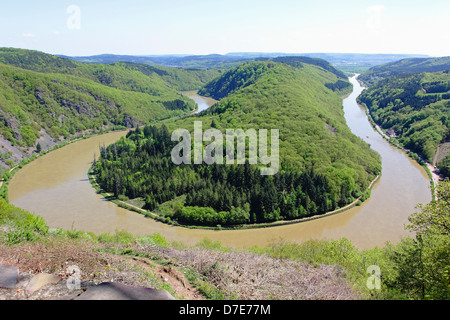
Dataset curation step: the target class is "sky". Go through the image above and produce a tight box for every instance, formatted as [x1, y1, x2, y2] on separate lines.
[1, 0, 449, 57]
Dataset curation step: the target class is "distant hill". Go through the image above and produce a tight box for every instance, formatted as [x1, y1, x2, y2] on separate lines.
[117, 62, 221, 91]
[60, 52, 429, 72]
[61, 53, 248, 70]
[271, 56, 347, 79]
[199, 56, 352, 100]
[359, 56, 450, 86]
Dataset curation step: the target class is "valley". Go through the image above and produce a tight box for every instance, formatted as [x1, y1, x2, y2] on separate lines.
[1, 0, 449, 303]
[0, 48, 446, 302]
[6, 71, 430, 249]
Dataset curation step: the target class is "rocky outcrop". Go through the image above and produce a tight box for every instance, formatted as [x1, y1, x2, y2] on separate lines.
[122, 114, 142, 128]
[0, 265, 175, 300]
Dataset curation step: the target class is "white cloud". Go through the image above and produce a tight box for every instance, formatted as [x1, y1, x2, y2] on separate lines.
[22, 33, 36, 38]
[366, 5, 385, 35]
[52, 30, 61, 35]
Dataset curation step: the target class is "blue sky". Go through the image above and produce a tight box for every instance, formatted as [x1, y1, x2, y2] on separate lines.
[1, 0, 449, 56]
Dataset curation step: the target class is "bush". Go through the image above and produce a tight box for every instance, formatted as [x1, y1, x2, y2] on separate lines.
[138, 233, 169, 247]
[0, 197, 49, 243]
[173, 205, 250, 227]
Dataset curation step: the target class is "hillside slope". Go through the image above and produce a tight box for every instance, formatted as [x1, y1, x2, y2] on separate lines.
[199, 56, 351, 99]
[357, 71, 450, 170]
[0, 48, 221, 92]
[0, 48, 222, 167]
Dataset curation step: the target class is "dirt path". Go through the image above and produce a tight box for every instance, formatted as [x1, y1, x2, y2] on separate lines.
[0, 166, 18, 190]
[433, 145, 440, 167]
[90, 171, 161, 220]
[426, 163, 441, 199]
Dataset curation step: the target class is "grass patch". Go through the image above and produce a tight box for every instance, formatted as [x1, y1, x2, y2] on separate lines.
[153, 195, 186, 219]
[181, 267, 230, 300]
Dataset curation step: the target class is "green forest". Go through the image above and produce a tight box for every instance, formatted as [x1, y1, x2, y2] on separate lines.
[95, 124, 357, 226]
[95, 60, 381, 227]
[199, 57, 351, 100]
[357, 71, 450, 170]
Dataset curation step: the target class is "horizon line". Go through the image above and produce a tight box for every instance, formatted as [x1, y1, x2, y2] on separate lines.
[3, 46, 447, 59]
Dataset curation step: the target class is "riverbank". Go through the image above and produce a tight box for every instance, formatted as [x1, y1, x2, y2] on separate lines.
[355, 75, 441, 200]
[0, 127, 128, 202]
[357, 99, 438, 200]
[181, 90, 218, 114]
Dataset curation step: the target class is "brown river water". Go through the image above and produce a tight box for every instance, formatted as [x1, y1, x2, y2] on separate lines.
[8, 79, 432, 249]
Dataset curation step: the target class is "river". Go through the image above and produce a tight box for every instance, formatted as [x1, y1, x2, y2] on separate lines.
[181, 90, 218, 113]
[8, 79, 432, 249]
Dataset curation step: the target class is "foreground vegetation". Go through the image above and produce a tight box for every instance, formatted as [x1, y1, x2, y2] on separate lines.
[1, 181, 449, 300]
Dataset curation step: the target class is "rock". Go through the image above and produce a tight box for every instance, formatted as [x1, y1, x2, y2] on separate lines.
[1, 265, 178, 300]
[51, 291, 84, 300]
[33, 280, 94, 300]
[122, 114, 142, 128]
[26, 273, 61, 295]
[74, 282, 176, 300]
[0, 265, 19, 289]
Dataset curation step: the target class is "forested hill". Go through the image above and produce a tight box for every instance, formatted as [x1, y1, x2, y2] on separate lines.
[271, 56, 347, 79]
[357, 71, 450, 169]
[199, 57, 352, 100]
[0, 48, 219, 165]
[0, 48, 221, 92]
[359, 56, 450, 86]
[95, 60, 381, 227]
[116, 62, 221, 91]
